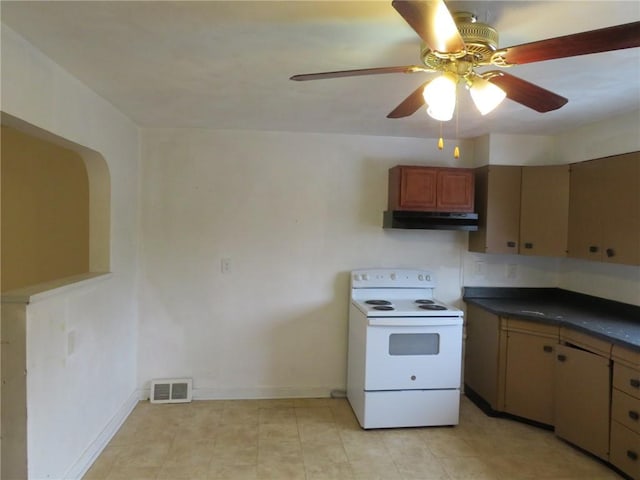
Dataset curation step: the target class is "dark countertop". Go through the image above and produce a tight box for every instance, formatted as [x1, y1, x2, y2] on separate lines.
[463, 287, 640, 352]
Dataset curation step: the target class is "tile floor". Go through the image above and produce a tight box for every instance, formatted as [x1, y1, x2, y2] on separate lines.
[83, 395, 623, 480]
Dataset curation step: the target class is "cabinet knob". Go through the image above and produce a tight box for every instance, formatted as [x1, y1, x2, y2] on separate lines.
[507, 241, 516, 248]
[589, 246, 599, 253]
[629, 410, 639, 421]
[557, 354, 567, 362]
[524, 242, 533, 249]
[631, 378, 640, 389]
[606, 248, 615, 257]
[627, 450, 638, 461]
[543, 345, 553, 353]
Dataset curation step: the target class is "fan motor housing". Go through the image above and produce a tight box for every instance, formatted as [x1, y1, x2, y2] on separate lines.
[421, 12, 499, 68]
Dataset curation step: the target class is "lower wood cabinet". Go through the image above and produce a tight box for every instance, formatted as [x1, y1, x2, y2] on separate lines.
[610, 346, 640, 479]
[503, 319, 558, 425]
[464, 305, 640, 474]
[610, 422, 640, 479]
[464, 304, 505, 410]
[554, 341, 611, 460]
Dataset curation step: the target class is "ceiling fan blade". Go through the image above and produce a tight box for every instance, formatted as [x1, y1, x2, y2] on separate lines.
[501, 21, 640, 65]
[387, 81, 429, 118]
[290, 65, 427, 81]
[392, 0, 465, 53]
[486, 71, 568, 113]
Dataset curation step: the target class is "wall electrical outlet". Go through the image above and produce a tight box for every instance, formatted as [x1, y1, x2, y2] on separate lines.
[474, 260, 486, 277]
[506, 264, 518, 280]
[67, 330, 76, 356]
[221, 257, 231, 274]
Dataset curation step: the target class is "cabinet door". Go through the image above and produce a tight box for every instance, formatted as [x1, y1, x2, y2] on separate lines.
[555, 343, 611, 460]
[601, 153, 640, 265]
[463, 304, 505, 410]
[520, 165, 570, 257]
[568, 159, 603, 261]
[397, 166, 438, 210]
[469, 166, 521, 254]
[436, 169, 474, 212]
[504, 331, 556, 425]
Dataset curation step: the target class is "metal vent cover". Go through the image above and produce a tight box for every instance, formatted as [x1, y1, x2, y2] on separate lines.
[150, 378, 193, 404]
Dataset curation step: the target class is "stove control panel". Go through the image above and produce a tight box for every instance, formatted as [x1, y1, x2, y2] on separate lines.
[351, 269, 435, 289]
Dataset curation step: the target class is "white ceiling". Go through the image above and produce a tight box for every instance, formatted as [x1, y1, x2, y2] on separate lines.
[2, 1, 639, 139]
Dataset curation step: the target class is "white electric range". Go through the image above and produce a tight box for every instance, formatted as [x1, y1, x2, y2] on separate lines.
[347, 268, 463, 429]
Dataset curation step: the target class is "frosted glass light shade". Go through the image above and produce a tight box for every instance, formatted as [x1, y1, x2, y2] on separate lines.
[470, 77, 506, 115]
[423, 73, 457, 121]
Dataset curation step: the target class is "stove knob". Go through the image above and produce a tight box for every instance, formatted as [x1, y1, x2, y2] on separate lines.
[426, 275, 431, 282]
[353, 274, 360, 281]
[418, 274, 424, 281]
[362, 274, 369, 281]
[390, 273, 396, 280]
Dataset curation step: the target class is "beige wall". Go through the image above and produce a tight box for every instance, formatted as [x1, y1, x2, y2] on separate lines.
[1, 126, 90, 291]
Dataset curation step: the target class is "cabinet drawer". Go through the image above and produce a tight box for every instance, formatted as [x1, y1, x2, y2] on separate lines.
[560, 328, 612, 358]
[613, 389, 640, 434]
[506, 318, 559, 338]
[614, 363, 640, 400]
[610, 421, 640, 479]
[612, 345, 640, 369]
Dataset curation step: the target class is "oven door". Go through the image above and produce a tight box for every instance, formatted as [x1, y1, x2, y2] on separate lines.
[364, 320, 462, 391]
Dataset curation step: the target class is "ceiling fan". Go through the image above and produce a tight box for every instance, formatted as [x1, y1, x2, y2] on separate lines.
[290, 0, 640, 122]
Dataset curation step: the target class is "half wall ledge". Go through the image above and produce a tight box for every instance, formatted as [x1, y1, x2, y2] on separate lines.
[1, 272, 113, 304]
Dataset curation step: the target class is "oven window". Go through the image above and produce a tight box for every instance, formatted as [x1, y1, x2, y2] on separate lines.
[388, 333, 440, 355]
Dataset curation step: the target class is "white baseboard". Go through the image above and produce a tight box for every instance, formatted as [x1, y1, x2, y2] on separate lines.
[140, 385, 338, 401]
[63, 389, 140, 480]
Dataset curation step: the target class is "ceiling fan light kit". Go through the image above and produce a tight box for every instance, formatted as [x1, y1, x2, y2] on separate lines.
[468, 75, 507, 116]
[290, 0, 640, 139]
[423, 72, 458, 121]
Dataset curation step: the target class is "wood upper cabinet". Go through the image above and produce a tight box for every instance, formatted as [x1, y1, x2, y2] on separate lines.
[469, 165, 522, 254]
[469, 164, 569, 256]
[519, 165, 570, 257]
[568, 152, 640, 265]
[388, 166, 474, 212]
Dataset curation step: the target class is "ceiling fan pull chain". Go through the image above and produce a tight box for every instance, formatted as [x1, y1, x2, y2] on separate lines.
[438, 122, 444, 150]
[454, 103, 460, 159]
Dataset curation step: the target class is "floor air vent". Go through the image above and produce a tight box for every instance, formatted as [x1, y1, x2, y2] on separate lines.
[150, 378, 192, 404]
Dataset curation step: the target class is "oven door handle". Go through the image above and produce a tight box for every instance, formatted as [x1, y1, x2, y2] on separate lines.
[368, 318, 462, 327]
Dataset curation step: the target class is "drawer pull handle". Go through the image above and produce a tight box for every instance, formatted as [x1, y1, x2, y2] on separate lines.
[627, 450, 638, 461]
[543, 345, 553, 353]
[507, 241, 516, 248]
[606, 248, 615, 257]
[557, 354, 567, 362]
[629, 410, 639, 421]
[589, 245, 599, 253]
[524, 242, 533, 249]
[631, 378, 640, 389]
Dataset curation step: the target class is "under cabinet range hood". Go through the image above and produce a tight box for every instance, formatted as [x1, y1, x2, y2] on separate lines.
[383, 210, 479, 231]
